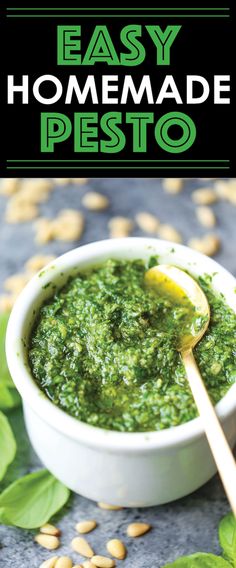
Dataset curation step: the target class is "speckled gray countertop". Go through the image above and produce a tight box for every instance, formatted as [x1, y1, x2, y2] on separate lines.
[0, 178, 235, 568]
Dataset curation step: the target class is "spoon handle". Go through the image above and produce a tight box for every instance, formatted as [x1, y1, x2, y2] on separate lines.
[182, 349, 236, 517]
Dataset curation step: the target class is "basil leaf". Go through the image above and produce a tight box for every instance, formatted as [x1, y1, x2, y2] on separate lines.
[163, 552, 232, 568]
[0, 411, 16, 481]
[0, 312, 21, 410]
[0, 469, 70, 528]
[0, 408, 32, 493]
[219, 513, 236, 567]
[0, 386, 21, 411]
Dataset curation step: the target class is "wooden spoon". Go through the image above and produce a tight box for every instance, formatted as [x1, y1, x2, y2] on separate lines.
[145, 264, 236, 516]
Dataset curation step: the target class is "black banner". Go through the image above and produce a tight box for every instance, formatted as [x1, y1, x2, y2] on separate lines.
[1, 1, 235, 177]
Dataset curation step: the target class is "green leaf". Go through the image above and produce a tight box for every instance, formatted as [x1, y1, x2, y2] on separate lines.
[163, 552, 232, 568]
[0, 386, 21, 411]
[219, 513, 236, 567]
[0, 407, 32, 492]
[0, 312, 21, 410]
[0, 411, 16, 481]
[0, 469, 70, 528]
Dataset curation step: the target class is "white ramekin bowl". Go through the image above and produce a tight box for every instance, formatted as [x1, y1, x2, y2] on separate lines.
[6, 238, 236, 507]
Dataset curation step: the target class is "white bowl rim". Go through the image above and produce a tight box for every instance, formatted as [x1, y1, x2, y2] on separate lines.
[6, 237, 236, 453]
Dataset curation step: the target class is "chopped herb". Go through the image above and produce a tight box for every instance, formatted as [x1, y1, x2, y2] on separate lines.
[29, 259, 236, 432]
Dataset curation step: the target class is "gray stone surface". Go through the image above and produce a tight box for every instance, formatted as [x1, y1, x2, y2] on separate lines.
[0, 178, 235, 568]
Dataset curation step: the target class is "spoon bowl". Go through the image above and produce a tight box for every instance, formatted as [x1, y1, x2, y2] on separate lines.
[145, 264, 210, 351]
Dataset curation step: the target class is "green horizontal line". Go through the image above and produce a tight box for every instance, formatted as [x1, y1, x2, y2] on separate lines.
[7, 166, 230, 170]
[7, 160, 230, 163]
[6, 14, 230, 18]
[6, 7, 230, 11]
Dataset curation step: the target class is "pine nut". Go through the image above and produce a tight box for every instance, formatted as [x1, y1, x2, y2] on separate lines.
[35, 534, 60, 550]
[35, 218, 55, 244]
[40, 524, 61, 537]
[71, 178, 88, 185]
[135, 212, 159, 233]
[82, 192, 109, 211]
[97, 503, 123, 511]
[214, 179, 236, 203]
[71, 537, 94, 558]
[0, 294, 16, 313]
[108, 217, 134, 238]
[25, 255, 56, 273]
[127, 522, 151, 537]
[188, 234, 220, 256]
[192, 188, 218, 205]
[158, 224, 182, 243]
[6, 202, 39, 223]
[196, 206, 216, 228]
[4, 273, 29, 294]
[52, 210, 84, 242]
[227, 193, 236, 205]
[55, 557, 73, 568]
[13, 180, 53, 205]
[0, 178, 20, 196]
[35, 211, 84, 244]
[22, 179, 53, 193]
[214, 180, 232, 199]
[106, 539, 126, 560]
[82, 562, 96, 568]
[91, 556, 115, 568]
[53, 178, 72, 184]
[76, 521, 97, 534]
[163, 178, 183, 194]
[39, 557, 59, 568]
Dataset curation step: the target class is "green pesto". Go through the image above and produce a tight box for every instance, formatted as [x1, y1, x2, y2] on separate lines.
[29, 259, 236, 432]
